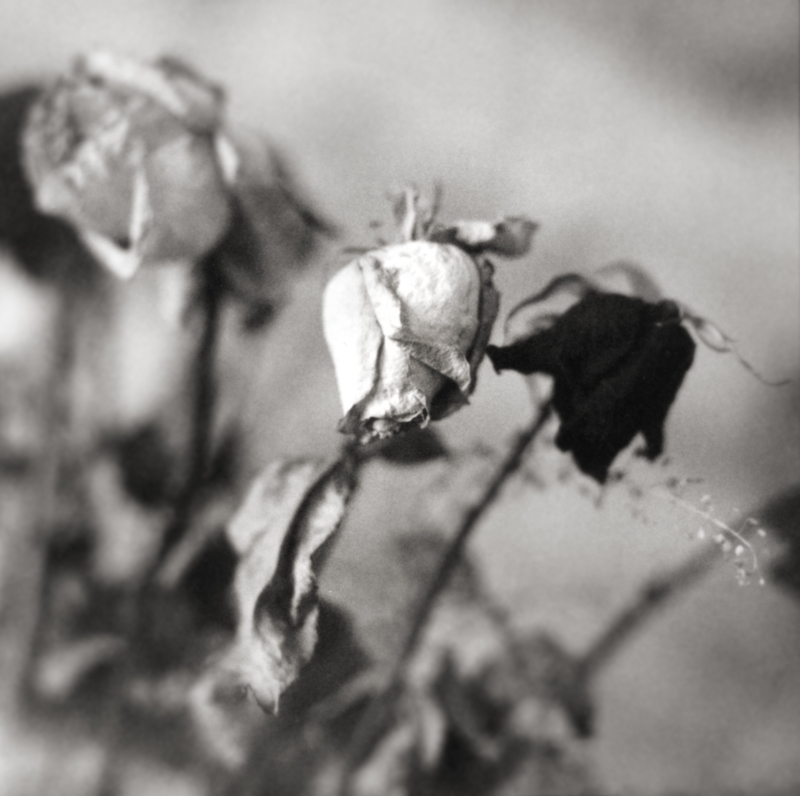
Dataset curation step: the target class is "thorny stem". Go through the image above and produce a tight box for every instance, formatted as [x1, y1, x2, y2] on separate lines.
[398, 403, 553, 668]
[335, 402, 553, 794]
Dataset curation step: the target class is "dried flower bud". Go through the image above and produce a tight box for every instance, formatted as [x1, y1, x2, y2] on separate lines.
[489, 289, 696, 483]
[323, 240, 500, 442]
[22, 50, 232, 278]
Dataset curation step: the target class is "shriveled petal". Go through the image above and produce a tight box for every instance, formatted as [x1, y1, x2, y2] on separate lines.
[359, 242, 479, 393]
[340, 337, 446, 440]
[322, 260, 384, 417]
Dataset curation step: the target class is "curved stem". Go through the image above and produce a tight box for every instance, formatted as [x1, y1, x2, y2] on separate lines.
[336, 402, 553, 793]
[396, 403, 553, 670]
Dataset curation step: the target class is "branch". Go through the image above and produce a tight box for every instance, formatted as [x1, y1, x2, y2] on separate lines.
[334, 401, 553, 794]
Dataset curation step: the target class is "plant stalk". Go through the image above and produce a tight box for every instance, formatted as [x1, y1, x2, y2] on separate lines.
[335, 402, 553, 794]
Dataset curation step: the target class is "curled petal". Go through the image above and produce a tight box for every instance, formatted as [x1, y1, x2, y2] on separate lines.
[340, 340, 446, 438]
[322, 259, 385, 419]
[359, 242, 480, 392]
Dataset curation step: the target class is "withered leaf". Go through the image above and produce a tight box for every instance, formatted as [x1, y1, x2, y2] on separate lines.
[429, 217, 537, 257]
[192, 455, 356, 762]
[680, 307, 789, 386]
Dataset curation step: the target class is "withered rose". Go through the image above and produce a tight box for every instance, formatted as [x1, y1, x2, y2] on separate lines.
[324, 241, 496, 442]
[488, 289, 696, 483]
[323, 211, 535, 442]
[22, 51, 233, 278]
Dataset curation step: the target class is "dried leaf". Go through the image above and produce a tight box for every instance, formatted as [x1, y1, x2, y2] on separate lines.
[501, 273, 592, 345]
[430, 217, 537, 257]
[193, 456, 356, 753]
[217, 133, 333, 311]
[591, 260, 662, 302]
[681, 307, 790, 386]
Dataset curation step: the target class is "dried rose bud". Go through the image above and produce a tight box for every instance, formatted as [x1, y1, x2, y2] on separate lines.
[323, 217, 532, 443]
[22, 50, 232, 278]
[322, 193, 535, 443]
[488, 288, 696, 483]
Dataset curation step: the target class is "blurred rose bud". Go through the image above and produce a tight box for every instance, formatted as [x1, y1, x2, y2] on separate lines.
[323, 210, 535, 442]
[21, 50, 232, 278]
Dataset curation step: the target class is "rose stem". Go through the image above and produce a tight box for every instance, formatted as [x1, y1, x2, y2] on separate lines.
[155, 251, 223, 567]
[94, 253, 223, 796]
[576, 542, 718, 682]
[334, 401, 553, 794]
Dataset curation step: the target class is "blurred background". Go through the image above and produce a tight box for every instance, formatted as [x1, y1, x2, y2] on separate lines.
[0, 1, 798, 794]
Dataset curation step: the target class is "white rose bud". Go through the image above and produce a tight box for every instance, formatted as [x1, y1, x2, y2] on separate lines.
[22, 50, 232, 279]
[323, 240, 501, 442]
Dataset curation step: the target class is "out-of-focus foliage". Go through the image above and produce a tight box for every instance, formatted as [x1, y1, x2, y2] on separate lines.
[760, 485, 800, 594]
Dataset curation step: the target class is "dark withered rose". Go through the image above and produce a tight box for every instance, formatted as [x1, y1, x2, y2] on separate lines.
[488, 290, 696, 483]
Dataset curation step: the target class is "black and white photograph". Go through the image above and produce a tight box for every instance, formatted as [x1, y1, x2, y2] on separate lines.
[0, 2, 798, 794]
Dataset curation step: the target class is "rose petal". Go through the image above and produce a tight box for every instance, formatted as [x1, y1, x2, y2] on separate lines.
[342, 338, 445, 439]
[359, 242, 479, 392]
[322, 259, 384, 416]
